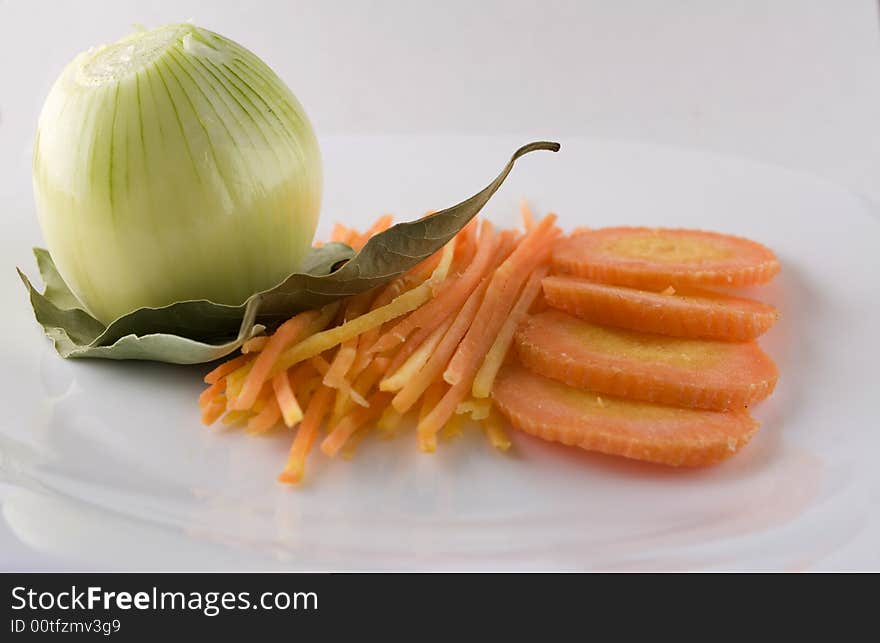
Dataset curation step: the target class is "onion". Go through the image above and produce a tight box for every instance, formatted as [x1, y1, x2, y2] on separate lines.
[33, 23, 322, 324]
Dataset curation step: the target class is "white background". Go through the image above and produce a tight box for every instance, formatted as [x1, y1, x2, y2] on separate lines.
[1, 0, 879, 569]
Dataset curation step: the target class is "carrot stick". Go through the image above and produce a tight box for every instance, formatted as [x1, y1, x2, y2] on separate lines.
[391, 278, 489, 414]
[377, 405, 405, 437]
[472, 265, 549, 398]
[380, 315, 454, 392]
[273, 284, 434, 375]
[273, 371, 303, 427]
[481, 408, 512, 451]
[201, 395, 227, 425]
[456, 397, 492, 420]
[440, 413, 464, 441]
[443, 214, 558, 387]
[198, 378, 226, 408]
[330, 223, 352, 243]
[246, 397, 281, 434]
[232, 308, 327, 411]
[321, 391, 392, 457]
[220, 409, 251, 426]
[323, 293, 373, 389]
[278, 384, 335, 484]
[369, 220, 498, 355]
[241, 335, 268, 354]
[417, 382, 447, 453]
[204, 354, 250, 384]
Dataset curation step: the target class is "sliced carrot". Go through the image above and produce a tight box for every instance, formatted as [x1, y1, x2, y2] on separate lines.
[321, 391, 392, 457]
[443, 213, 559, 387]
[472, 265, 549, 398]
[481, 408, 512, 451]
[272, 371, 303, 428]
[417, 382, 447, 453]
[241, 335, 269, 354]
[279, 384, 334, 484]
[516, 309, 778, 411]
[274, 284, 433, 375]
[232, 307, 330, 411]
[198, 378, 226, 408]
[246, 397, 282, 434]
[492, 363, 759, 466]
[551, 227, 781, 289]
[369, 220, 498, 354]
[201, 395, 227, 425]
[380, 316, 454, 392]
[204, 354, 250, 384]
[542, 275, 780, 341]
[392, 279, 490, 414]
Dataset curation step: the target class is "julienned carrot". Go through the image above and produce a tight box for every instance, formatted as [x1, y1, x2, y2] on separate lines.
[221, 410, 251, 426]
[471, 265, 549, 398]
[492, 363, 759, 466]
[369, 220, 498, 354]
[323, 293, 373, 389]
[392, 278, 490, 414]
[541, 276, 781, 341]
[198, 378, 226, 408]
[201, 395, 227, 425]
[232, 307, 328, 411]
[330, 223, 352, 243]
[241, 335, 268, 354]
[551, 227, 781, 289]
[272, 371, 303, 428]
[321, 391, 392, 457]
[481, 408, 512, 451]
[417, 382, 447, 452]
[440, 413, 464, 441]
[273, 283, 434, 376]
[456, 397, 492, 420]
[516, 309, 779, 411]
[279, 384, 335, 484]
[247, 397, 282, 434]
[380, 316, 454, 392]
[444, 214, 558, 387]
[204, 354, 250, 384]
[377, 405, 405, 437]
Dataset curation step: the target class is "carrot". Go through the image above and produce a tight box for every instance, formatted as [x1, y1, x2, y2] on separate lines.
[279, 384, 334, 484]
[321, 391, 392, 457]
[369, 220, 498, 354]
[481, 408, 512, 451]
[201, 395, 227, 425]
[350, 214, 393, 249]
[551, 227, 781, 289]
[273, 284, 433, 375]
[204, 354, 250, 384]
[241, 335, 268, 354]
[492, 363, 759, 466]
[417, 382, 447, 453]
[542, 275, 780, 341]
[232, 307, 331, 411]
[246, 397, 282, 434]
[520, 198, 536, 231]
[377, 405, 405, 437]
[443, 213, 559, 387]
[273, 371, 303, 427]
[440, 413, 464, 441]
[220, 410, 251, 426]
[456, 397, 492, 420]
[472, 265, 549, 398]
[392, 279, 490, 414]
[198, 378, 226, 408]
[516, 309, 779, 411]
[330, 223, 353, 243]
[323, 293, 373, 389]
[380, 316, 454, 392]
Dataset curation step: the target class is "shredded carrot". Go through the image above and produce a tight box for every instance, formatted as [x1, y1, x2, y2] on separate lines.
[456, 397, 492, 420]
[204, 354, 250, 384]
[440, 413, 464, 441]
[247, 397, 282, 434]
[241, 335, 268, 354]
[321, 391, 392, 457]
[380, 316, 454, 392]
[273, 371, 303, 427]
[417, 382, 447, 453]
[482, 408, 512, 451]
[279, 384, 334, 484]
[201, 395, 227, 425]
[198, 378, 226, 408]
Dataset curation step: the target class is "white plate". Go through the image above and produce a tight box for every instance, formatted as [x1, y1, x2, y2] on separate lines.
[1, 136, 879, 571]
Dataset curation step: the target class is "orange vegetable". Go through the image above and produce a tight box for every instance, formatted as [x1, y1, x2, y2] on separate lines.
[492, 363, 759, 466]
[542, 275, 780, 341]
[272, 371, 303, 428]
[279, 384, 334, 484]
[516, 309, 778, 411]
[246, 397, 281, 434]
[551, 227, 781, 289]
[204, 354, 250, 384]
[321, 391, 392, 457]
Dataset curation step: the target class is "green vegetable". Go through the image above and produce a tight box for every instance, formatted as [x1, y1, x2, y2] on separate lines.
[20, 141, 560, 364]
[33, 23, 322, 325]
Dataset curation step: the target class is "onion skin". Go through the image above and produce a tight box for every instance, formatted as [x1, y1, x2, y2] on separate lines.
[33, 24, 322, 325]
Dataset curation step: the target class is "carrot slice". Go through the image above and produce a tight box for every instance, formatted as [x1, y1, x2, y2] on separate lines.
[279, 384, 334, 484]
[492, 363, 759, 466]
[472, 265, 549, 398]
[551, 227, 781, 289]
[516, 309, 778, 411]
[542, 275, 780, 341]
